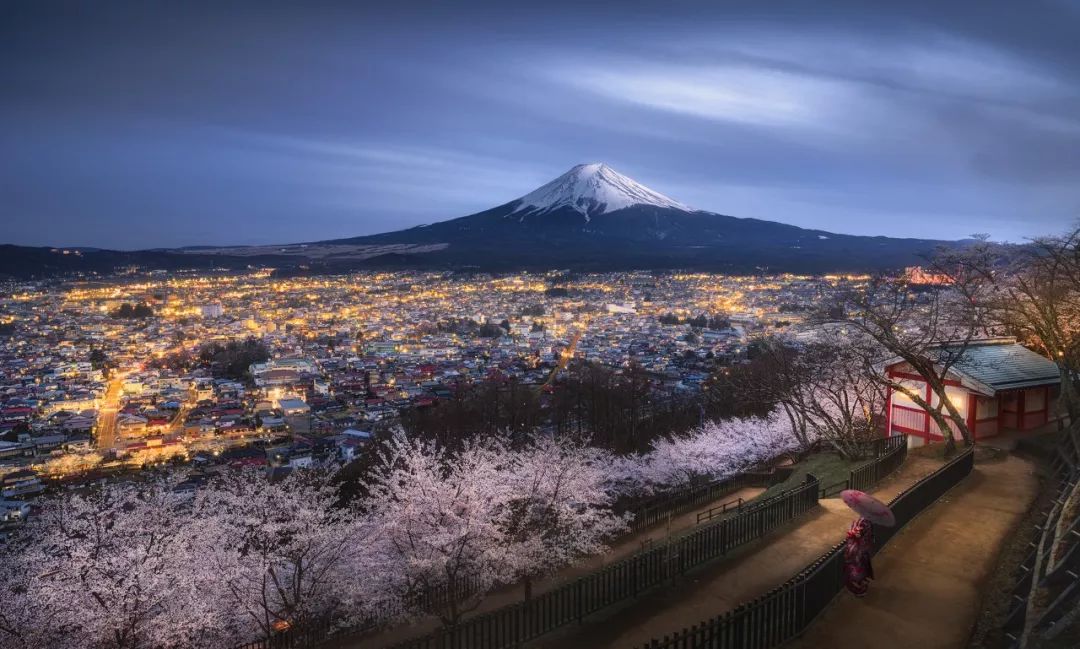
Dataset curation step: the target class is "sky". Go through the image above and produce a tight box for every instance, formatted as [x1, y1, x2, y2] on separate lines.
[2, 0, 1079, 249]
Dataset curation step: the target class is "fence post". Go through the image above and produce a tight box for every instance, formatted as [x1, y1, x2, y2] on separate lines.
[575, 579, 583, 625]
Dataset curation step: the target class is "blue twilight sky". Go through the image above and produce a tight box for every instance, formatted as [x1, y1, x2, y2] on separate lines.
[2, 0, 1079, 249]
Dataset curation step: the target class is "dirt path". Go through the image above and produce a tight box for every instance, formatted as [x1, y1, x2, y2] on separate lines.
[529, 454, 945, 649]
[787, 453, 1039, 649]
[340, 485, 765, 649]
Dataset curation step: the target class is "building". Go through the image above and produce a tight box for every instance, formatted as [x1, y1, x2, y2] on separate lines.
[903, 266, 952, 286]
[1, 500, 31, 524]
[1, 470, 44, 499]
[885, 338, 1061, 447]
[277, 398, 310, 416]
[199, 303, 224, 318]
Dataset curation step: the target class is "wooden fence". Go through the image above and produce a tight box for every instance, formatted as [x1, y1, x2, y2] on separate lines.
[1001, 428, 1080, 647]
[635, 446, 975, 649]
[696, 497, 744, 525]
[628, 469, 783, 533]
[234, 619, 334, 649]
[387, 478, 821, 649]
[819, 434, 908, 498]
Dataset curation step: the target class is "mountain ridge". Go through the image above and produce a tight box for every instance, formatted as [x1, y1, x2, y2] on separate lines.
[1, 163, 954, 278]
[321, 162, 950, 272]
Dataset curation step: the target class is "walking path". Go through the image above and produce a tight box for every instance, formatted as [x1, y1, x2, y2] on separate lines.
[786, 451, 1038, 649]
[529, 454, 945, 649]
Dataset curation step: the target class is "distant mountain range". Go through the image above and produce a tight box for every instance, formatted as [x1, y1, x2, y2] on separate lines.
[1, 163, 952, 278]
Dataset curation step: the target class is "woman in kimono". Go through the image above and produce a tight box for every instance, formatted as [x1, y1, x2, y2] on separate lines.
[843, 517, 875, 597]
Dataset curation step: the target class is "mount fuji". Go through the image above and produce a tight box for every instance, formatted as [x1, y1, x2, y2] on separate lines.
[324, 162, 949, 273]
[511, 163, 690, 220]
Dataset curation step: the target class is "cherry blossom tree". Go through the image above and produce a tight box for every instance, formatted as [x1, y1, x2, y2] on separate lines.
[949, 227, 1080, 645]
[613, 409, 805, 494]
[500, 436, 627, 599]
[2, 468, 388, 649]
[36, 450, 105, 477]
[0, 544, 64, 649]
[363, 436, 521, 626]
[1, 478, 215, 649]
[126, 445, 187, 467]
[363, 434, 626, 625]
[191, 468, 382, 644]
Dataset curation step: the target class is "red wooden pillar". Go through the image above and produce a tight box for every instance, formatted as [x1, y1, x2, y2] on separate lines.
[997, 393, 1005, 430]
[967, 393, 977, 440]
[1044, 386, 1050, 426]
[923, 381, 932, 444]
[1018, 389, 1027, 431]
[884, 384, 893, 438]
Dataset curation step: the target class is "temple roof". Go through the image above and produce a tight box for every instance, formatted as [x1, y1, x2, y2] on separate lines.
[947, 339, 1060, 394]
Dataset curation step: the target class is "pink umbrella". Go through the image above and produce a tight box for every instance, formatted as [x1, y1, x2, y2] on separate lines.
[840, 489, 896, 527]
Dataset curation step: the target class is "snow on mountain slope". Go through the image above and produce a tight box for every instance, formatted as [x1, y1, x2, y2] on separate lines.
[511, 163, 691, 221]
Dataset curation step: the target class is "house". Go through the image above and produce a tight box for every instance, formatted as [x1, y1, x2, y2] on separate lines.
[277, 398, 310, 416]
[221, 445, 267, 468]
[1, 500, 31, 524]
[64, 435, 93, 453]
[117, 413, 149, 436]
[61, 414, 96, 433]
[266, 443, 314, 468]
[336, 428, 373, 462]
[884, 338, 1062, 447]
[31, 433, 67, 455]
[1, 469, 45, 499]
[0, 440, 34, 462]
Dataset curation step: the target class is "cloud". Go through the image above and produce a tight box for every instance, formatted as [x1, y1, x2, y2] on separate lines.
[542, 29, 1079, 145]
[222, 131, 552, 212]
[559, 63, 849, 132]
[1, 2, 1078, 247]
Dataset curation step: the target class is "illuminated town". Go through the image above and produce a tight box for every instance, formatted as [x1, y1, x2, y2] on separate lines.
[0, 269, 868, 492]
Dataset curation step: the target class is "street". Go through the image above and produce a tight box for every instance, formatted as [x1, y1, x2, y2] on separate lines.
[94, 375, 124, 450]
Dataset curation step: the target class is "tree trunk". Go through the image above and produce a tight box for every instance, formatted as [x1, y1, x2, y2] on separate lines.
[925, 376, 973, 447]
[926, 408, 958, 456]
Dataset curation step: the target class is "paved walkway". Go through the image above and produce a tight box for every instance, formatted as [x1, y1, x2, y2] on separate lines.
[529, 454, 945, 649]
[787, 452, 1039, 649]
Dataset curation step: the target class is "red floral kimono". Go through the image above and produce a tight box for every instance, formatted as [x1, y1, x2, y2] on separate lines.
[843, 517, 875, 597]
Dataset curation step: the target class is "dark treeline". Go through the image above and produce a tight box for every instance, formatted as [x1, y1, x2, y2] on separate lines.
[197, 338, 271, 380]
[658, 312, 731, 329]
[401, 359, 772, 454]
[109, 302, 154, 319]
[149, 336, 270, 380]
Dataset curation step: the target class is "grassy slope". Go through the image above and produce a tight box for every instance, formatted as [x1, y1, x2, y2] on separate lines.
[757, 452, 861, 501]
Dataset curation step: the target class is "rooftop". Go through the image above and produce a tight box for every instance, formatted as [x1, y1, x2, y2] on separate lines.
[944, 338, 1060, 394]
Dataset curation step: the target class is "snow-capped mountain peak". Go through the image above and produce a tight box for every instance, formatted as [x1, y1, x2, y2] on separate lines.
[511, 163, 690, 220]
